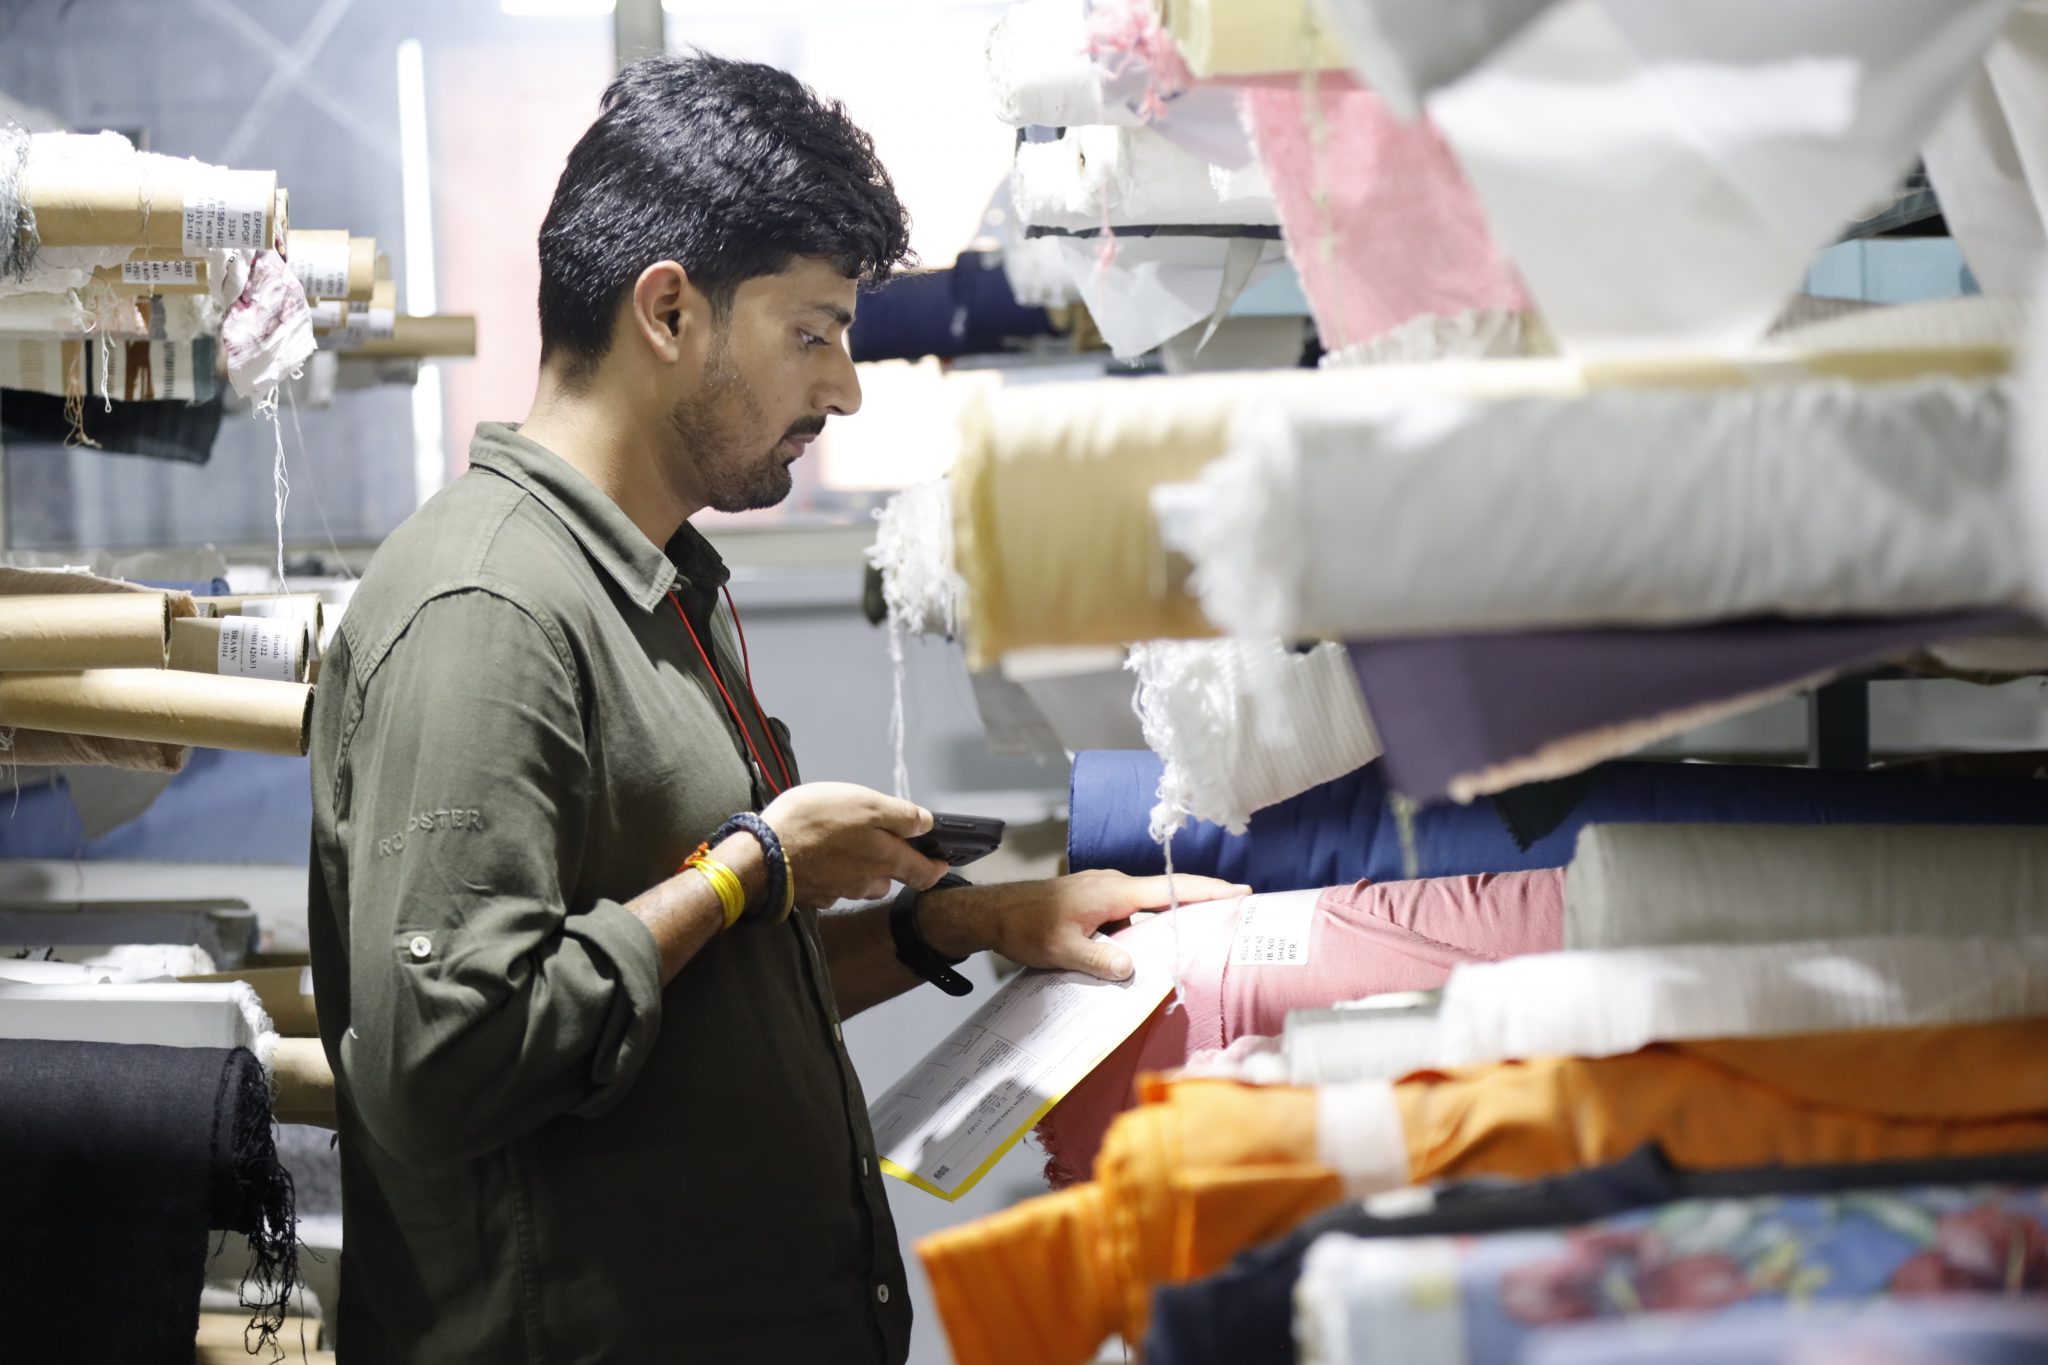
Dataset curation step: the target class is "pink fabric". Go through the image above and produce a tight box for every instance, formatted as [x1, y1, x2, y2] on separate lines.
[1032, 870, 1566, 1186]
[1240, 75, 1528, 351]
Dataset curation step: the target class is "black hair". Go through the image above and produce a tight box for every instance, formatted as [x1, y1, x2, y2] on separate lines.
[537, 51, 912, 380]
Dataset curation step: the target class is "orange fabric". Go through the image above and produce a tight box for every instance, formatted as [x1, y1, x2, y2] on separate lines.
[918, 1080, 1338, 1365]
[1394, 1017, 2048, 1185]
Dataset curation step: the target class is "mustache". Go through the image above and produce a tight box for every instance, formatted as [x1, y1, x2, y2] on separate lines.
[783, 417, 827, 442]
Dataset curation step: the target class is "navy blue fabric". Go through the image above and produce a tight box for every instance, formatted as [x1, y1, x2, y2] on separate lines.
[1067, 749, 2048, 893]
[132, 577, 232, 596]
[0, 749, 311, 864]
[848, 251, 1057, 363]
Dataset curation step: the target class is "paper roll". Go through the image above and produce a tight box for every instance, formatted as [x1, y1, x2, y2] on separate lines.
[0, 593, 172, 671]
[285, 229, 378, 302]
[92, 258, 210, 295]
[168, 615, 311, 683]
[21, 149, 279, 252]
[346, 314, 478, 359]
[0, 670, 312, 756]
[270, 1036, 335, 1127]
[194, 594, 325, 646]
[181, 966, 317, 1037]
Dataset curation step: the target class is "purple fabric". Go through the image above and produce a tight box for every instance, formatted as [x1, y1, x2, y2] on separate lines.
[1346, 612, 2020, 802]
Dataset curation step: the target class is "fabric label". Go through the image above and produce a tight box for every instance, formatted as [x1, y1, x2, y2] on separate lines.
[1230, 895, 1317, 967]
[216, 615, 301, 682]
[121, 259, 199, 286]
[182, 169, 270, 252]
[288, 240, 351, 300]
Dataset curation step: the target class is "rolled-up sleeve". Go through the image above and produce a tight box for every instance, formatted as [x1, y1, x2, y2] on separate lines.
[336, 589, 662, 1166]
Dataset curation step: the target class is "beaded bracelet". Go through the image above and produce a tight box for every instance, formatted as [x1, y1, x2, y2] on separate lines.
[713, 811, 794, 928]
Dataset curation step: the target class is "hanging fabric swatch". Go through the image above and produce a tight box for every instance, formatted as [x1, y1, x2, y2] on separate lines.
[1309, 0, 1562, 116]
[1035, 870, 1564, 1186]
[1239, 75, 1526, 354]
[0, 1039, 294, 1362]
[1565, 822, 2048, 949]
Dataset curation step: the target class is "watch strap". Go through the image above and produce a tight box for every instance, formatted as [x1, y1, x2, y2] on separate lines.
[890, 871, 974, 997]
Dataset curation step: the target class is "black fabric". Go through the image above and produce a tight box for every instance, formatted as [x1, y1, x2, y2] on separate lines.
[0, 1039, 295, 1360]
[0, 387, 225, 464]
[1145, 1144, 2048, 1365]
[1488, 768, 1604, 850]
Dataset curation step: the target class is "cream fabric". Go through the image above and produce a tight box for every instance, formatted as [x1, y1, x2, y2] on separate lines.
[1427, 0, 2018, 356]
[1155, 376, 2024, 642]
[1566, 823, 2048, 950]
[1290, 936, 2048, 1084]
[1160, 0, 1350, 76]
[1129, 637, 1379, 836]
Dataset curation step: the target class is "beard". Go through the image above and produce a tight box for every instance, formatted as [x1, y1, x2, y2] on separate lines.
[666, 336, 811, 515]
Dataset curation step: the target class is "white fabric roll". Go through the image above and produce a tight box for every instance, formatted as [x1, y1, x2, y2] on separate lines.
[0, 979, 276, 1068]
[1291, 935, 2048, 1086]
[1297, 1233, 1463, 1365]
[1310, 0, 1561, 116]
[1426, 0, 2019, 356]
[986, 0, 1142, 128]
[1566, 823, 2048, 950]
[1129, 637, 1380, 837]
[1012, 125, 1276, 233]
[1154, 377, 2025, 642]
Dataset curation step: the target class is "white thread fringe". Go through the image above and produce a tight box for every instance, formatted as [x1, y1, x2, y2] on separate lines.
[869, 481, 962, 800]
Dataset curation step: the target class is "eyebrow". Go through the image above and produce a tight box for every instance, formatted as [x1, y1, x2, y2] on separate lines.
[802, 302, 854, 328]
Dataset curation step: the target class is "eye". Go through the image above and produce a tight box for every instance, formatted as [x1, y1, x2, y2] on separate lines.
[798, 331, 827, 350]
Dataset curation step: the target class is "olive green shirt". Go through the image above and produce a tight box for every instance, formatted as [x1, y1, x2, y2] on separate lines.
[307, 424, 910, 1363]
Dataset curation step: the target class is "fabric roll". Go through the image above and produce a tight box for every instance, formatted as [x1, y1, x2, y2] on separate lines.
[1423, 1, 2016, 356]
[0, 668, 313, 756]
[1034, 871, 1564, 1185]
[848, 252, 1057, 364]
[1295, 1185, 2048, 1365]
[0, 979, 275, 1066]
[1066, 750, 2048, 893]
[1129, 637, 1379, 837]
[1566, 823, 2048, 949]
[1011, 125, 1277, 234]
[0, 1039, 294, 1361]
[1310, 0, 1561, 115]
[1, 387, 227, 464]
[1148, 1146, 2048, 1365]
[19, 132, 280, 252]
[1239, 75, 1526, 353]
[985, 0, 1144, 127]
[1159, 0, 1350, 76]
[1344, 610, 2014, 803]
[1520, 1301, 2048, 1365]
[182, 965, 317, 1038]
[0, 726, 187, 772]
[0, 590, 172, 670]
[1288, 935, 2048, 1085]
[1157, 379, 2025, 645]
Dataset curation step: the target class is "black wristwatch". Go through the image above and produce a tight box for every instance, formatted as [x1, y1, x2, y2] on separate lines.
[890, 871, 974, 996]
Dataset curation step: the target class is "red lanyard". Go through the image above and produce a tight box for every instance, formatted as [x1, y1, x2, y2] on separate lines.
[669, 585, 794, 797]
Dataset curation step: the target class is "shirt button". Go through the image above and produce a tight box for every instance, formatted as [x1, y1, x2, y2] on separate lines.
[861, 1158, 870, 1176]
[408, 934, 432, 959]
[876, 1284, 890, 1305]
[833, 1023, 843, 1042]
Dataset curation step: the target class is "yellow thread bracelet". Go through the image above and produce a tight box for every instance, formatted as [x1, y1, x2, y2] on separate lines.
[686, 851, 747, 930]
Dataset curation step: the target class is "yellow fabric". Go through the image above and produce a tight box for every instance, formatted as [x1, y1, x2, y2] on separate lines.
[1157, 0, 1350, 76]
[917, 1078, 1340, 1365]
[949, 349, 2008, 669]
[1394, 1016, 2048, 1185]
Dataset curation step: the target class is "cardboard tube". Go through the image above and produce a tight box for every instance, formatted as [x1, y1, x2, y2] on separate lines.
[0, 592, 172, 670]
[348, 236, 377, 301]
[270, 1037, 335, 1127]
[349, 314, 478, 359]
[1, 729, 186, 773]
[168, 615, 311, 683]
[181, 965, 318, 1037]
[92, 258, 209, 295]
[0, 670, 312, 756]
[194, 594, 325, 645]
[21, 151, 279, 252]
[284, 228, 377, 302]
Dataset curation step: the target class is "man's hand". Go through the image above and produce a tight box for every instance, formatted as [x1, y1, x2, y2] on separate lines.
[924, 868, 1250, 983]
[763, 781, 950, 908]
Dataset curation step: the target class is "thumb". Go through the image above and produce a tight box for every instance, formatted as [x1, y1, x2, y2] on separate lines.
[870, 795, 933, 838]
[1064, 935, 1134, 983]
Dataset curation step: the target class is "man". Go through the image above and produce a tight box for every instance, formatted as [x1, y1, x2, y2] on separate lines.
[306, 52, 1242, 1363]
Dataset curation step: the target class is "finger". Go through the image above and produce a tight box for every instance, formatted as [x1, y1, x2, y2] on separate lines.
[888, 839, 949, 891]
[1120, 875, 1252, 910]
[861, 878, 892, 902]
[1060, 934, 1134, 983]
[868, 795, 934, 838]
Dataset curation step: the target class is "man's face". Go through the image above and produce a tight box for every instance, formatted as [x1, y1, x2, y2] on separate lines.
[665, 257, 862, 515]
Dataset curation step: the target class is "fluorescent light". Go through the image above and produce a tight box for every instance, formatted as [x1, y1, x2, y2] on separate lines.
[502, 0, 614, 13]
[396, 38, 446, 505]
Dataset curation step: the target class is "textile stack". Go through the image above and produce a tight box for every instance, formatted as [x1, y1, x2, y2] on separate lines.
[863, 2, 2048, 1363]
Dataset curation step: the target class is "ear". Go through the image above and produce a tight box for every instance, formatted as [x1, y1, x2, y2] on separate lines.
[628, 261, 698, 364]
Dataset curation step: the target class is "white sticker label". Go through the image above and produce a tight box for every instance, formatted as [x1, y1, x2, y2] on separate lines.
[121, 258, 199, 286]
[289, 240, 351, 300]
[348, 306, 396, 340]
[308, 299, 347, 329]
[216, 615, 301, 682]
[181, 169, 270, 252]
[1230, 893, 1318, 968]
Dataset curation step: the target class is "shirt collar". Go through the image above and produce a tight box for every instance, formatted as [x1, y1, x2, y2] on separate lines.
[467, 423, 729, 611]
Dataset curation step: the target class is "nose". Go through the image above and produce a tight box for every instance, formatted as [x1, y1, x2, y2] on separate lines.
[819, 338, 862, 418]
